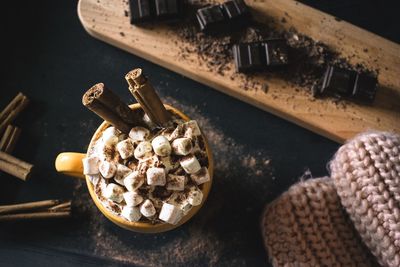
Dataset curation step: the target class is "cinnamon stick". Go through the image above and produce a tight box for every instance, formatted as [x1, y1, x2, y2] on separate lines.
[0, 199, 61, 215]
[125, 68, 171, 127]
[0, 93, 29, 134]
[48, 201, 72, 212]
[0, 151, 34, 181]
[0, 211, 71, 222]
[0, 200, 71, 222]
[0, 125, 21, 153]
[82, 83, 142, 133]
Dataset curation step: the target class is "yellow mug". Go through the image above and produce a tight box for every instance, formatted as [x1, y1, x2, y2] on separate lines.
[55, 104, 213, 233]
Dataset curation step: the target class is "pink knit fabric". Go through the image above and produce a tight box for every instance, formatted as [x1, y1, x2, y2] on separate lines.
[261, 177, 376, 267]
[330, 132, 400, 267]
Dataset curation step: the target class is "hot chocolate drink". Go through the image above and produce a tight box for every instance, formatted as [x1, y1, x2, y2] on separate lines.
[82, 110, 210, 225]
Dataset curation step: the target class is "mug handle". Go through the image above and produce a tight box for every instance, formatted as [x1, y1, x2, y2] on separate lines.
[55, 152, 86, 179]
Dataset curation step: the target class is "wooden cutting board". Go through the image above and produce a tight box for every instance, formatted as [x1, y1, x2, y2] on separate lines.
[78, 0, 400, 143]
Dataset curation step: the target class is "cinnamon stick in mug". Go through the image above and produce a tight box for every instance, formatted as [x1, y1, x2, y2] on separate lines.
[82, 83, 143, 133]
[125, 68, 171, 127]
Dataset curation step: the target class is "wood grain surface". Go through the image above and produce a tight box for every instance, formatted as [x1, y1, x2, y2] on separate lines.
[78, 0, 400, 143]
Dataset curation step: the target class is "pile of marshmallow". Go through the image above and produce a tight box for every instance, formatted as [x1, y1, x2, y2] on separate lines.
[82, 119, 210, 225]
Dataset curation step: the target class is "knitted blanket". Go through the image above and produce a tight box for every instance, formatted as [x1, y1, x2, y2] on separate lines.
[262, 132, 400, 267]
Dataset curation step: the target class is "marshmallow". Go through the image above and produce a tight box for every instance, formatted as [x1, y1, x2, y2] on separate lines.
[140, 199, 156, 217]
[146, 167, 166, 186]
[180, 155, 201, 174]
[124, 171, 144, 191]
[159, 203, 184, 225]
[82, 156, 100, 175]
[99, 161, 117, 179]
[184, 120, 201, 138]
[171, 138, 193, 156]
[136, 155, 159, 174]
[166, 192, 191, 214]
[134, 141, 153, 159]
[102, 127, 119, 146]
[190, 167, 210, 185]
[121, 206, 141, 222]
[116, 139, 135, 159]
[151, 135, 171, 156]
[123, 191, 144, 206]
[187, 186, 203, 206]
[96, 142, 108, 162]
[114, 164, 132, 185]
[166, 174, 185, 191]
[129, 127, 150, 142]
[104, 183, 125, 203]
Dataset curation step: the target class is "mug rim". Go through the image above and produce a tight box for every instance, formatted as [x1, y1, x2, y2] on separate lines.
[85, 103, 214, 233]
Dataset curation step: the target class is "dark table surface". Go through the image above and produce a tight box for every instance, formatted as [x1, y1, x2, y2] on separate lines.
[1, 1, 399, 266]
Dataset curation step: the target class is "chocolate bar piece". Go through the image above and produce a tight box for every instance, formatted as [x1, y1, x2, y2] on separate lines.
[233, 39, 289, 72]
[320, 66, 356, 96]
[233, 43, 264, 72]
[318, 66, 378, 103]
[221, 0, 249, 20]
[196, 0, 250, 33]
[264, 39, 288, 67]
[196, 5, 226, 33]
[130, 0, 153, 24]
[154, 0, 182, 20]
[130, 0, 183, 24]
[352, 74, 378, 103]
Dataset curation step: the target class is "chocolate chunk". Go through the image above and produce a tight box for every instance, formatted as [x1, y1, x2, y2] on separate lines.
[263, 39, 288, 67]
[196, 0, 250, 34]
[129, 0, 183, 24]
[130, 0, 153, 24]
[154, 0, 182, 20]
[320, 66, 356, 96]
[352, 73, 378, 103]
[233, 39, 289, 73]
[233, 43, 265, 72]
[317, 66, 378, 103]
[221, 0, 250, 21]
[196, 5, 226, 33]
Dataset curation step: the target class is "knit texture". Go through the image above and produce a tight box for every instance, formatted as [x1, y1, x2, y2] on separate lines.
[330, 132, 400, 267]
[261, 177, 376, 267]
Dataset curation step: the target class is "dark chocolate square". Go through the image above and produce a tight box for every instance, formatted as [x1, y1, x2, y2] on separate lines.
[221, 0, 249, 20]
[233, 43, 265, 72]
[154, 0, 181, 18]
[196, 5, 226, 32]
[155, 0, 168, 16]
[352, 74, 378, 103]
[263, 39, 288, 67]
[320, 66, 356, 96]
[130, 0, 153, 24]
